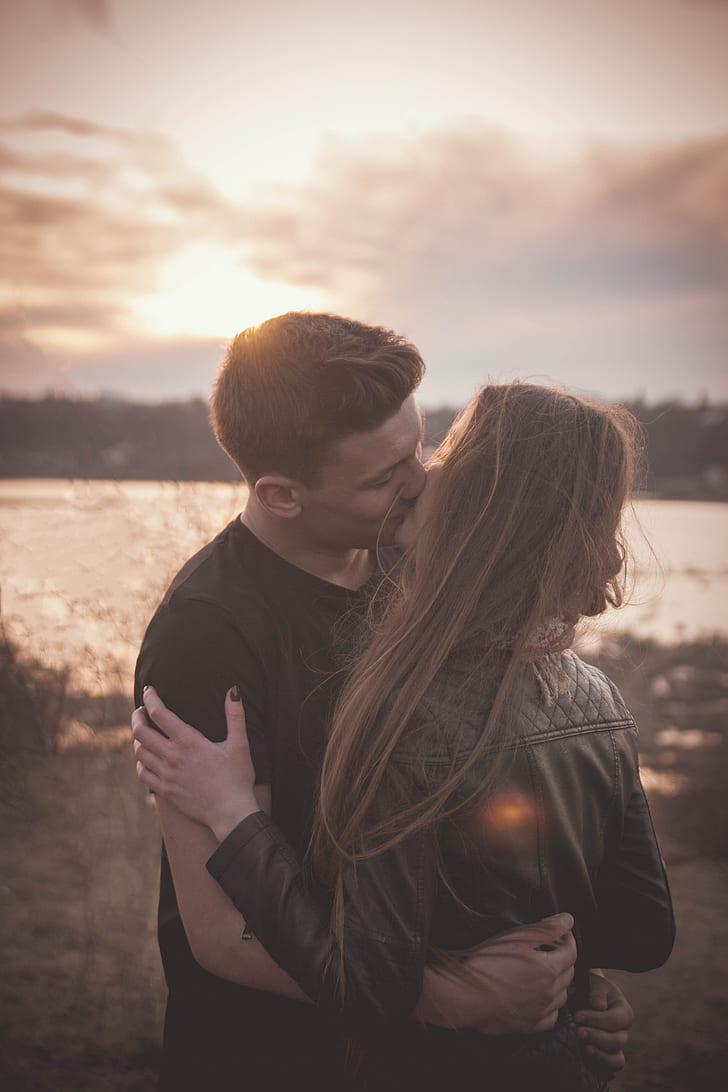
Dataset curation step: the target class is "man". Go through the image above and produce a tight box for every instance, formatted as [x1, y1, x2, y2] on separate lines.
[134, 312, 631, 1090]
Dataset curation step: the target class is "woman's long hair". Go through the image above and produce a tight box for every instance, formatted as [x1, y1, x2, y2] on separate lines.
[311, 382, 642, 963]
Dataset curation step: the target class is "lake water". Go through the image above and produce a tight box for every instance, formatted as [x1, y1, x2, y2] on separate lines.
[0, 480, 726, 690]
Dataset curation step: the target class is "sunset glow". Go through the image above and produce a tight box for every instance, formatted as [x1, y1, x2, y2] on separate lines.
[129, 246, 329, 338]
[1, 0, 726, 402]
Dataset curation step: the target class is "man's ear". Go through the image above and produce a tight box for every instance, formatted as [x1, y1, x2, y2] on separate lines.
[253, 475, 303, 519]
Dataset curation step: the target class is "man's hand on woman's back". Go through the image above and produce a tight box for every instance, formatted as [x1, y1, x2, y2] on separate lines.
[416, 913, 576, 1034]
[416, 920, 632, 1075]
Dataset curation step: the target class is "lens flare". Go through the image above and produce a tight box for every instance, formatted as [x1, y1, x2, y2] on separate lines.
[478, 790, 540, 850]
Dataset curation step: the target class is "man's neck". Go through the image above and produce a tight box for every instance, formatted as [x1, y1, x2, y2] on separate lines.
[240, 506, 374, 591]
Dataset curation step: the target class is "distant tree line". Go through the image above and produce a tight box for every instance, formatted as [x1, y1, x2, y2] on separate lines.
[1, 395, 727, 500]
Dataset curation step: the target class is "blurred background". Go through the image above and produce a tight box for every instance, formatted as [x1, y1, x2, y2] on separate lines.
[1, 1, 727, 1089]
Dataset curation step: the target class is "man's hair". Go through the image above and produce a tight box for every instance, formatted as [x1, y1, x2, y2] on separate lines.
[210, 312, 425, 483]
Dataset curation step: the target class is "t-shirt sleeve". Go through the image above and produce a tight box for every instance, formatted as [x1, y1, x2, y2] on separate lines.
[134, 594, 273, 784]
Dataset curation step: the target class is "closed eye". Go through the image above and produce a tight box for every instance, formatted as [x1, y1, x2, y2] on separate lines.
[368, 471, 394, 488]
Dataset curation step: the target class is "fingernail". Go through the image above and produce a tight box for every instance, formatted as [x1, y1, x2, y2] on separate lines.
[557, 913, 573, 930]
[230, 685, 241, 701]
[143, 685, 150, 694]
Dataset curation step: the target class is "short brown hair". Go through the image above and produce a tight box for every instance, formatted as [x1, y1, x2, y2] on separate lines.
[210, 312, 425, 483]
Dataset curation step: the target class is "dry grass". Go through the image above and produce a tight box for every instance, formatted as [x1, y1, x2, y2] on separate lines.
[0, 635, 164, 1091]
[589, 635, 728, 1091]
[1, 631, 727, 1090]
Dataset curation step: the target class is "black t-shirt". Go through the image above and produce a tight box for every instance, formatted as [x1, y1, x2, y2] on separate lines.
[134, 518, 394, 1090]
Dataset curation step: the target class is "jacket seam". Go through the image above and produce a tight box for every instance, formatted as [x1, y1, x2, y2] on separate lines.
[604, 729, 621, 847]
[525, 743, 547, 902]
[399, 718, 636, 767]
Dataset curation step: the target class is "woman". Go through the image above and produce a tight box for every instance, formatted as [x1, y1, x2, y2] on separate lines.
[135, 383, 674, 1090]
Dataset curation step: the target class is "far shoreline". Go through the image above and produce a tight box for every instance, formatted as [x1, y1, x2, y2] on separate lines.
[0, 476, 726, 505]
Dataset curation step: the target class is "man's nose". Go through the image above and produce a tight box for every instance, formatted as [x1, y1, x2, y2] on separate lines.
[400, 457, 427, 501]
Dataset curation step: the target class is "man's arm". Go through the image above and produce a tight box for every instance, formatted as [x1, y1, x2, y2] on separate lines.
[155, 794, 310, 1002]
[136, 688, 576, 1030]
[415, 920, 576, 1035]
[139, 685, 633, 1070]
[416, 961, 633, 1076]
[135, 597, 304, 997]
[167, 798, 627, 1070]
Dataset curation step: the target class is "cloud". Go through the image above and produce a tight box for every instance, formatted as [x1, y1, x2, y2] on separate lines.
[75, 0, 113, 31]
[244, 125, 728, 302]
[44, 0, 114, 34]
[1, 111, 127, 141]
[1, 112, 726, 403]
[0, 111, 243, 346]
[0, 302, 124, 334]
[239, 124, 728, 400]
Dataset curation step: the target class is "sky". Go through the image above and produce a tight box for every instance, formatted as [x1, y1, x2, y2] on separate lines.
[1, 0, 727, 407]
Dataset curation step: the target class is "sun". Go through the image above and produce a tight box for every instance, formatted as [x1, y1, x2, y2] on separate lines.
[129, 244, 330, 338]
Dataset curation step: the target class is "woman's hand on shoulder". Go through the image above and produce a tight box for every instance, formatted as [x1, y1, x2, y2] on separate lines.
[132, 685, 260, 841]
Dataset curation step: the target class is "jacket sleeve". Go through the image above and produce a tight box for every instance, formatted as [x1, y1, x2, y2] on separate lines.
[206, 803, 436, 1028]
[587, 769, 676, 972]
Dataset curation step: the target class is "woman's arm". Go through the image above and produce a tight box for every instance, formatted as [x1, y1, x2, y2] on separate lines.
[134, 688, 633, 1067]
[590, 767, 675, 972]
[207, 807, 434, 1025]
[205, 804, 627, 1071]
[136, 687, 576, 1029]
[135, 686, 436, 1022]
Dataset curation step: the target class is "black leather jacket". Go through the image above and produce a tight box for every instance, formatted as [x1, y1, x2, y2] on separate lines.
[207, 649, 675, 1031]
